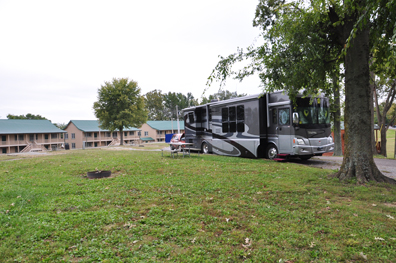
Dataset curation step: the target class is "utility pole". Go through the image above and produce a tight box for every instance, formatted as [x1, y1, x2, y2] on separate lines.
[176, 105, 180, 134]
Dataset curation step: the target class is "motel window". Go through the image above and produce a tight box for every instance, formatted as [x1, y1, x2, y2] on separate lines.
[71, 133, 75, 139]
[85, 133, 92, 137]
[2, 148, 6, 154]
[157, 131, 162, 135]
[112, 132, 117, 138]
[60, 134, 63, 139]
[51, 134, 57, 139]
[129, 131, 134, 136]
[144, 131, 148, 136]
[2, 136, 6, 142]
[72, 143, 76, 149]
[124, 132, 127, 137]
[65, 133, 68, 139]
[45, 134, 49, 140]
[14, 135, 17, 141]
[18, 134, 24, 140]
[94, 133, 98, 138]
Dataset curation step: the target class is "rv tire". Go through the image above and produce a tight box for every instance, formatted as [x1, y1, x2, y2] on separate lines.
[201, 142, 209, 154]
[265, 144, 278, 160]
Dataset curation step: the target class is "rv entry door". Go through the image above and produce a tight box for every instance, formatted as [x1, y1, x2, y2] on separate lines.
[276, 107, 293, 153]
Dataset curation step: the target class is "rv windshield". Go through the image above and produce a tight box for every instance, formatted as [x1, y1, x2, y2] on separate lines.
[295, 97, 331, 127]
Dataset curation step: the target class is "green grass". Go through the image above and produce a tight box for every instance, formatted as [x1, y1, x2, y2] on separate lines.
[384, 129, 396, 159]
[1, 149, 396, 262]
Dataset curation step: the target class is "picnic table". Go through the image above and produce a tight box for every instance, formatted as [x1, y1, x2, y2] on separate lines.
[162, 142, 195, 158]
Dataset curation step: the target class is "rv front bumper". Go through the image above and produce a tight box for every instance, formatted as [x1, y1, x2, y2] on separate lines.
[292, 143, 335, 156]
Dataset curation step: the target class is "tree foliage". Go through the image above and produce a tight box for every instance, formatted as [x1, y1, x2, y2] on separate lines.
[93, 78, 147, 145]
[7, 113, 48, 120]
[200, 89, 246, 105]
[144, 91, 198, 120]
[54, 123, 67, 130]
[210, 0, 396, 184]
[144, 89, 167, 121]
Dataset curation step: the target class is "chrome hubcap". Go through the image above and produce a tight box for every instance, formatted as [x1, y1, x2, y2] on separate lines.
[268, 148, 277, 159]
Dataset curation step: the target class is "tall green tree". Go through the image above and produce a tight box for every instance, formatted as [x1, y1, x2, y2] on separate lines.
[210, 0, 396, 183]
[7, 113, 48, 120]
[144, 89, 167, 120]
[164, 92, 198, 120]
[93, 78, 147, 145]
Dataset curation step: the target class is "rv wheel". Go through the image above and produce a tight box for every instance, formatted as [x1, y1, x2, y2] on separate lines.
[265, 144, 278, 160]
[201, 142, 209, 154]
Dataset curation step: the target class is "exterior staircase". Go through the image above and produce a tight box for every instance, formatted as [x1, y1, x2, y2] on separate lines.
[20, 144, 32, 153]
[20, 141, 46, 153]
[31, 141, 45, 152]
[108, 138, 120, 146]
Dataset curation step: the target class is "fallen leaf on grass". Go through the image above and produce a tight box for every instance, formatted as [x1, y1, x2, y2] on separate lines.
[375, 237, 385, 241]
[191, 238, 196, 244]
[386, 215, 395, 220]
[372, 204, 377, 206]
[359, 252, 367, 260]
[309, 241, 316, 248]
[242, 238, 252, 249]
[353, 214, 358, 217]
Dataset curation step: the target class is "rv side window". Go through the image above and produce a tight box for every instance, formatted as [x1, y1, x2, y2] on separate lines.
[278, 108, 290, 125]
[237, 105, 244, 121]
[229, 107, 236, 121]
[272, 109, 277, 124]
[222, 108, 229, 132]
[188, 113, 194, 123]
[229, 107, 236, 132]
[237, 105, 245, 132]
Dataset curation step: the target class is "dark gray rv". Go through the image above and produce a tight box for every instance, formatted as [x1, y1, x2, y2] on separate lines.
[182, 91, 334, 160]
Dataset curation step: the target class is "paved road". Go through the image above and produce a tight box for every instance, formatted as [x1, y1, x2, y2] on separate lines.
[298, 156, 396, 180]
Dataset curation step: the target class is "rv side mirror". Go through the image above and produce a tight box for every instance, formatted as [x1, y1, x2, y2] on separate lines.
[292, 112, 299, 125]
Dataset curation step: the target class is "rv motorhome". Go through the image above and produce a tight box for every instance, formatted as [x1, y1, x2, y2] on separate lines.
[182, 91, 334, 160]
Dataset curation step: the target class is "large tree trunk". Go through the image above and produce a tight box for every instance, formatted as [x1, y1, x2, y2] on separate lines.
[331, 22, 395, 184]
[120, 128, 124, 145]
[332, 74, 343, 156]
[380, 122, 387, 157]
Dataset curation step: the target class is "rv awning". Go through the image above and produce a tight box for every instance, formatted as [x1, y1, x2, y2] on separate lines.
[140, 137, 154, 141]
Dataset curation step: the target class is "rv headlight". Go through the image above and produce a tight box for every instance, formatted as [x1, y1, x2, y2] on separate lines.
[297, 139, 305, 145]
[329, 136, 333, 144]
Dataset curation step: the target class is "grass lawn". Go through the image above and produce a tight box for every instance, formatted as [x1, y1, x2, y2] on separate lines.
[1, 148, 396, 262]
[384, 129, 396, 159]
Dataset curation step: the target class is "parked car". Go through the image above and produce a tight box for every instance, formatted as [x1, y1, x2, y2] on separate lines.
[170, 133, 185, 150]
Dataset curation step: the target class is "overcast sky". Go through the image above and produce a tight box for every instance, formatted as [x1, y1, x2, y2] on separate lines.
[0, 0, 263, 124]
